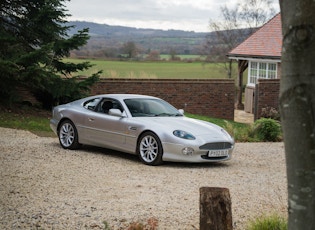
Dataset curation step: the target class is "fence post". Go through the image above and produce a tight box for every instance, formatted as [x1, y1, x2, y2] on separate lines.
[200, 187, 233, 230]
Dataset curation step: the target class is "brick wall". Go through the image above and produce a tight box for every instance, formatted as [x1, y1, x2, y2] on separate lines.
[254, 79, 280, 120]
[89, 78, 235, 120]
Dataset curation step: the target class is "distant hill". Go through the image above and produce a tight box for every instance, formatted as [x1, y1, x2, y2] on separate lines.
[67, 21, 211, 56]
[67, 21, 208, 38]
[67, 21, 252, 58]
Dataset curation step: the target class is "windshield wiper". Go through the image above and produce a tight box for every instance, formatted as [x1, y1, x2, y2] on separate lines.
[155, 113, 182, 117]
[175, 113, 183, 116]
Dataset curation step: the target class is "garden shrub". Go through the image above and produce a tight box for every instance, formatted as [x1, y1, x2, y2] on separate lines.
[253, 118, 281, 142]
[260, 107, 281, 121]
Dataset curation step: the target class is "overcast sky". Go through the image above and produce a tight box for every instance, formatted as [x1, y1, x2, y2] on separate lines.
[64, 0, 280, 32]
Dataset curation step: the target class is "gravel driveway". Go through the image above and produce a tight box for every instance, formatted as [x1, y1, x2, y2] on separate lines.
[0, 127, 288, 229]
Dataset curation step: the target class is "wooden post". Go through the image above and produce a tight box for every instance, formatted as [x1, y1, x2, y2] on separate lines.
[200, 187, 233, 230]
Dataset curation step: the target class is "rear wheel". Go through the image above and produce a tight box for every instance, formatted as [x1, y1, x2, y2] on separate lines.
[138, 132, 163, 166]
[58, 120, 80, 150]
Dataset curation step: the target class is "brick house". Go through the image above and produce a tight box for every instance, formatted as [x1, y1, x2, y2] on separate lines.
[227, 13, 282, 115]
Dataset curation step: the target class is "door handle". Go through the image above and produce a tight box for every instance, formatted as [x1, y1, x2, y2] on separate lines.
[88, 118, 94, 122]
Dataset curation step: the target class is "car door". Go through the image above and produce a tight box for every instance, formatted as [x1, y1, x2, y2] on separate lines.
[83, 98, 128, 149]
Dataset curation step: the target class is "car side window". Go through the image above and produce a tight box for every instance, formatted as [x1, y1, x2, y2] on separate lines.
[98, 98, 124, 114]
[83, 98, 101, 111]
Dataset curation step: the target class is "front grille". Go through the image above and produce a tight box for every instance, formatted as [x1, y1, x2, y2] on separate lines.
[199, 142, 232, 150]
[201, 155, 229, 160]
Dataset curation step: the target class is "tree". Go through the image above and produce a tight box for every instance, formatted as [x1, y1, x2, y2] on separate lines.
[146, 50, 160, 61]
[169, 48, 180, 61]
[122, 41, 138, 59]
[0, 0, 100, 107]
[205, 0, 276, 78]
[279, 1, 315, 229]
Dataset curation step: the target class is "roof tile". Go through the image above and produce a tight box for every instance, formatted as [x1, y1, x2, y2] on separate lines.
[228, 13, 282, 58]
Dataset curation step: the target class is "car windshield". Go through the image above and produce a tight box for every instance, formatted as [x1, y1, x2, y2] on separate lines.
[124, 98, 183, 117]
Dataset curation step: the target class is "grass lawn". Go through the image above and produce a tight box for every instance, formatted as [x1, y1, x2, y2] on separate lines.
[0, 106, 53, 137]
[65, 58, 239, 79]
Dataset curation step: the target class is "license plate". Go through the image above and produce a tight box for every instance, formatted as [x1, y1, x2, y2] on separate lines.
[208, 150, 229, 157]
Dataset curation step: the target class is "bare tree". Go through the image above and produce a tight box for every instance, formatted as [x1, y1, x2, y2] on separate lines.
[169, 48, 180, 61]
[122, 41, 138, 59]
[279, 0, 315, 229]
[239, 0, 276, 28]
[146, 50, 160, 61]
[205, 0, 276, 78]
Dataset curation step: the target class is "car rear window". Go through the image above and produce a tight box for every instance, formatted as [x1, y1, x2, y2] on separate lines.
[83, 98, 101, 111]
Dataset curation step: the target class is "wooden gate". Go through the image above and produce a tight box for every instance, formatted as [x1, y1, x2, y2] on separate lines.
[244, 86, 255, 113]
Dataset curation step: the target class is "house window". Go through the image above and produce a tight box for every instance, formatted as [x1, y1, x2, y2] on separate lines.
[248, 61, 277, 86]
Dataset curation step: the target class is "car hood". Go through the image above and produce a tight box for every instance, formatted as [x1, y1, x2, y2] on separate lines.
[135, 116, 231, 140]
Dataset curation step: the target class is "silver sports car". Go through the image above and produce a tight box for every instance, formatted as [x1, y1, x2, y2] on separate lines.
[50, 94, 234, 166]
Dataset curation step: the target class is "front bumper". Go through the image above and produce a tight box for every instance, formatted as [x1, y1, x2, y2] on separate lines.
[162, 142, 233, 163]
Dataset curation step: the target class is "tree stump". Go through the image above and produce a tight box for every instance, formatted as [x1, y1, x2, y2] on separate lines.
[200, 187, 233, 230]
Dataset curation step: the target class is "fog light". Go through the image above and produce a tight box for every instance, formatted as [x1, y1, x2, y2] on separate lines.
[182, 147, 194, 156]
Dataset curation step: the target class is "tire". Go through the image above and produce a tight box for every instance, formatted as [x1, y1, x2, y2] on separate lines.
[58, 120, 80, 150]
[137, 131, 163, 166]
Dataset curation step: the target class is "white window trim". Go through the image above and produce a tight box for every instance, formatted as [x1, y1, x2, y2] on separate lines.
[247, 60, 278, 87]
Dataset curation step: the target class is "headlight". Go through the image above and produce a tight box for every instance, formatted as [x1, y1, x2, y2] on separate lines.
[173, 130, 196, 140]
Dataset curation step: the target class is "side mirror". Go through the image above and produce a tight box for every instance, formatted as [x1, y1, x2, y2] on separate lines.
[109, 109, 126, 117]
[178, 109, 184, 115]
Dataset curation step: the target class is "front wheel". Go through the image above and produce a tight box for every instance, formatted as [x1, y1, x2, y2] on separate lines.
[58, 120, 80, 150]
[137, 132, 163, 166]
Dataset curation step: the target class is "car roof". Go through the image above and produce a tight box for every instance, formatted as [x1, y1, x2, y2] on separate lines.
[95, 94, 159, 101]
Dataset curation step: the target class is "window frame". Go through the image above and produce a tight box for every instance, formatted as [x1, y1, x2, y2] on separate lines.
[247, 61, 278, 87]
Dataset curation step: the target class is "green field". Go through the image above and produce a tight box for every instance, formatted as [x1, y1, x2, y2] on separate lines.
[65, 58, 240, 79]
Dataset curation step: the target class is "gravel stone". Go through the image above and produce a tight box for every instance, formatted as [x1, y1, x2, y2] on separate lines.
[0, 127, 288, 229]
